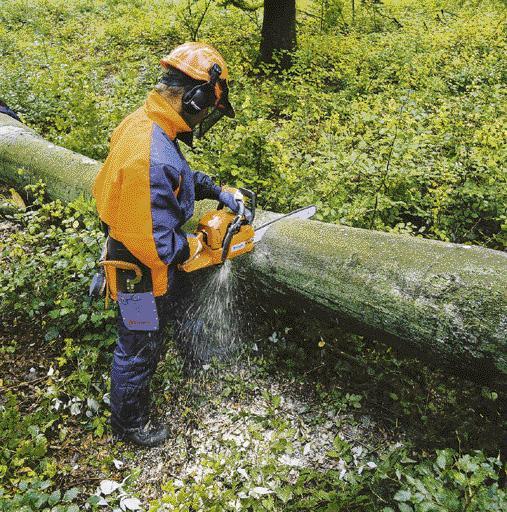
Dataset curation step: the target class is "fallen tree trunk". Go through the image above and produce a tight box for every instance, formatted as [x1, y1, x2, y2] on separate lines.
[246, 216, 506, 382]
[0, 114, 97, 202]
[1, 113, 506, 381]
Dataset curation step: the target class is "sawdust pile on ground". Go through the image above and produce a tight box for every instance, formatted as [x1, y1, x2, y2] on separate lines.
[120, 360, 399, 503]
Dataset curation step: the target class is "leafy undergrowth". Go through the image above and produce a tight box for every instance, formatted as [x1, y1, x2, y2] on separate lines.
[0, 184, 505, 511]
[1, 0, 506, 248]
[137, 345, 506, 512]
[258, 311, 507, 456]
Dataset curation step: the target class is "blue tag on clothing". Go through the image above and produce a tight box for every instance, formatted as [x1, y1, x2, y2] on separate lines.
[118, 292, 159, 331]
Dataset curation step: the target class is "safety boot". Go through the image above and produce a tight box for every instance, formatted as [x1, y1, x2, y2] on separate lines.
[116, 422, 170, 448]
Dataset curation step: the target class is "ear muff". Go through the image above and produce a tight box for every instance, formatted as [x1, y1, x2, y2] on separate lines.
[182, 64, 222, 116]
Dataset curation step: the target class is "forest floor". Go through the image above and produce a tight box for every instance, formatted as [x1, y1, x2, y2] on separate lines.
[1, 324, 403, 508]
[1, 195, 505, 510]
[125, 356, 399, 502]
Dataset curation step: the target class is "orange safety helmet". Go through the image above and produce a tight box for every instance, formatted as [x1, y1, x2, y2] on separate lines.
[160, 42, 235, 134]
[160, 42, 229, 82]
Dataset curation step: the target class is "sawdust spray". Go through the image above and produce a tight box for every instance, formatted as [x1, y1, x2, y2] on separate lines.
[177, 260, 244, 370]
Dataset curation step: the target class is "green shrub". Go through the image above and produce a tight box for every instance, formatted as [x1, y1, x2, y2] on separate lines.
[390, 449, 506, 512]
[0, 183, 116, 505]
[1, 0, 505, 247]
[0, 181, 115, 343]
[148, 442, 506, 511]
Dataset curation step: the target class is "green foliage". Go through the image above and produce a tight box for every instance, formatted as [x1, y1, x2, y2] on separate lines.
[0, 396, 49, 483]
[0, 479, 80, 512]
[149, 441, 506, 511]
[391, 450, 506, 512]
[262, 311, 506, 454]
[1, 0, 505, 247]
[0, 391, 83, 509]
[0, 181, 116, 404]
[0, 183, 117, 505]
[0, 180, 116, 342]
[0, 185, 505, 508]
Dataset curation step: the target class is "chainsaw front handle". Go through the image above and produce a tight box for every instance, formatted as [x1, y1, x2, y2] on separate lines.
[217, 187, 256, 225]
[238, 188, 256, 223]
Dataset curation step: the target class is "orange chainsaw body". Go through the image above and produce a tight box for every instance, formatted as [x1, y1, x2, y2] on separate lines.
[180, 208, 255, 273]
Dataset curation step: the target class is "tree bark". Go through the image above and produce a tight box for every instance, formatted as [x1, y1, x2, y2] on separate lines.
[1, 113, 506, 382]
[260, 0, 297, 68]
[0, 115, 97, 202]
[245, 212, 507, 383]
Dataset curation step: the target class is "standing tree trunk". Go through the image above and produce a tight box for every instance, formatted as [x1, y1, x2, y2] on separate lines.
[260, 0, 297, 68]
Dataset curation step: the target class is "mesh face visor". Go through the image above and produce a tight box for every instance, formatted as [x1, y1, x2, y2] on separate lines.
[196, 79, 235, 139]
[215, 79, 235, 118]
[196, 108, 226, 139]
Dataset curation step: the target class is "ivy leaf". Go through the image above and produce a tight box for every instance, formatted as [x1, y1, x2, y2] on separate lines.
[332, 435, 350, 454]
[34, 494, 49, 508]
[48, 489, 61, 506]
[394, 490, 412, 502]
[436, 452, 447, 469]
[45, 326, 60, 341]
[275, 486, 293, 504]
[63, 487, 80, 502]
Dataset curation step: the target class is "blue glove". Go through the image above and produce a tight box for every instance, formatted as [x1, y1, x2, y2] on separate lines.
[218, 190, 241, 214]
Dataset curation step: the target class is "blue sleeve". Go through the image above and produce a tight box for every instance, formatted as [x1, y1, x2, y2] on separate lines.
[193, 170, 222, 201]
[0, 105, 21, 122]
[149, 160, 190, 266]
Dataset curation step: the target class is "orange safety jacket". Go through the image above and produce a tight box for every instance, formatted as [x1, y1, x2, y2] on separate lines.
[93, 90, 222, 298]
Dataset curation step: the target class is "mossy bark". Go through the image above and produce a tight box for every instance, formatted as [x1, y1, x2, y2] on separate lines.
[246, 216, 507, 381]
[0, 114, 98, 202]
[1, 113, 506, 381]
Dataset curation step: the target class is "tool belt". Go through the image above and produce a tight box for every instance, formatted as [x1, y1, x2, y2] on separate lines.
[96, 236, 160, 330]
[89, 225, 160, 330]
[100, 236, 154, 306]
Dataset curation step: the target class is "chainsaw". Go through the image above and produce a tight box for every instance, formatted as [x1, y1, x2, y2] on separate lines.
[89, 188, 316, 329]
[179, 187, 316, 273]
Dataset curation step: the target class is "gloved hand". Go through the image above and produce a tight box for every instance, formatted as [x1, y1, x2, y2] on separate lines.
[218, 186, 243, 214]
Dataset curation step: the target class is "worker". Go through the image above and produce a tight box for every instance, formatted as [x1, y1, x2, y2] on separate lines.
[92, 42, 243, 447]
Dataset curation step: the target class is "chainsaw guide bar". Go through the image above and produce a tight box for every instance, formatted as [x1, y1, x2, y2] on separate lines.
[253, 205, 317, 243]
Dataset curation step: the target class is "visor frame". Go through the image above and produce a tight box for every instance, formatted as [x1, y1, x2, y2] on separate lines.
[214, 78, 235, 118]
